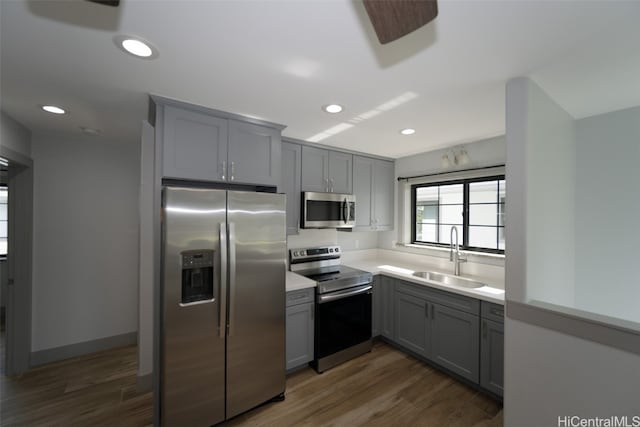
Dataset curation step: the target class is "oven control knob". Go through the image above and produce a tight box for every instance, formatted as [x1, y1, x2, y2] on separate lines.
[301, 251, 306, 256]
[329, 248, 333, 253]
[335, 248, 339, 252]
[293, 252, 298, 257]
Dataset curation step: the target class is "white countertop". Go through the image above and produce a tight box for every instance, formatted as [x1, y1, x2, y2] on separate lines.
[343, 258, 505, 305]
[285, 271, 316, 292]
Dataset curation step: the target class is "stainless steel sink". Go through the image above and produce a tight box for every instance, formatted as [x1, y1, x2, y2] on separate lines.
[412, 271, 485, 289]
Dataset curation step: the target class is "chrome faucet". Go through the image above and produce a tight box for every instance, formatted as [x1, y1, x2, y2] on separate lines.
[450, 226, 466, 276]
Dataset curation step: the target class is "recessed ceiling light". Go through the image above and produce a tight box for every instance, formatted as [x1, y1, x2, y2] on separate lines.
[80, 126, 101, 135]
[114, 35, 158, 59]
[41, 105, 67, 115]
[323, 104, 343, 114]
[400, 128, 415, 135]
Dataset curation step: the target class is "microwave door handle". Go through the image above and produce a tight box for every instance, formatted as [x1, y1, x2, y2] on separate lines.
[342, 198, 348, 224]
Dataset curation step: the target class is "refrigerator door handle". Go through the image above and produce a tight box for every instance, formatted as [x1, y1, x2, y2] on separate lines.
[219, 222, 228, 339]
[228, 222, 237, 336]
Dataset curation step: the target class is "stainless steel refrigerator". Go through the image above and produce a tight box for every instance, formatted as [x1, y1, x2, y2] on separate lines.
[161, 186, 286, 426]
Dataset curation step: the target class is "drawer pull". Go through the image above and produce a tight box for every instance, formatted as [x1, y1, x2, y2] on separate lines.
[490, 308, 504, 317]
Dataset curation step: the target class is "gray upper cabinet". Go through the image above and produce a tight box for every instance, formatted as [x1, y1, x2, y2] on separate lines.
[353, 156, 374, 229]
[328, 151, 353, 194]
[155, 97, 284, 186]
[373, 159, 394, 230]
[227, 120, 281, 187]
[301, 146, 352, 193]
[353, 156, 394, 231]
[162, 105, 228, 182]
[301, 146, 329, 192]
[281, 141, 301, 235]
[430, 303, 480, 383]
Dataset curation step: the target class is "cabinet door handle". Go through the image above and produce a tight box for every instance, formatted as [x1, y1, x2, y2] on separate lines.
[221, 160, 227, 181]
[482, 320, 488, 339]
[325, 178, 329, 192]
[230, 161, 235, 181]
[425, 303, 429, 318]
[431, 304, 434, 320]
[490, 308, 504, 317]
[329, 178, 334, 192]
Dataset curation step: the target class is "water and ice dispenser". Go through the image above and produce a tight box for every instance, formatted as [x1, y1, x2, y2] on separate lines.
[180, 250, 214, 304]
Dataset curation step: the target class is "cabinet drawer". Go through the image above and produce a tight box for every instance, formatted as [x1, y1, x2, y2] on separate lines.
[481, 301, 505, 323]
[286, 288, 315, 307]
[394, 279, 480, 315]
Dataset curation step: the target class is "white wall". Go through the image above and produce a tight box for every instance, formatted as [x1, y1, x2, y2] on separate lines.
[522, 78, 577, 306]
[1, 111, 31, 158]
[505, 319, 640, 426]
[574, 106, 640, 323]
[392, 135, 506, 180]
[287, 229, 379, 253]
[377, 135, 506, 275]
[31, 132, 140, 351]
[505, 77, 640, 426]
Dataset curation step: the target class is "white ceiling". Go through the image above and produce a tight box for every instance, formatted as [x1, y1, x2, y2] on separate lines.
[1, 0, 639, 159]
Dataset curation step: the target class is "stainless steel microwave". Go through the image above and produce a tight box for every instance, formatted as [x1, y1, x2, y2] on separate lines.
[301, 192, 355, 229]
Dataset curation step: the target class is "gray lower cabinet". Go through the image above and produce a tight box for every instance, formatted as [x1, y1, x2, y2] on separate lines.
[285, 288, 315, 371]
[281, 141, 301, 235]
[353, 156, 395, 231]
[394, 291, 429, 356]
[372, 276, 381, 337]
[430, 303, 480, 382]
[301, 146, 353, 194]
[154, 98, 284, 186]
[380, 276, 395, 340]
[390, 278, 499, 389]
[480, 302, 504, 397]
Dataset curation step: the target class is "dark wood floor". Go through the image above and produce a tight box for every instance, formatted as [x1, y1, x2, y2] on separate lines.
[0, 340, 502, 426]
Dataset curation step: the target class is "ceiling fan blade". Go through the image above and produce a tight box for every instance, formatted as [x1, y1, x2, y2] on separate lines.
[363, 0, 438, 44]
[86, 0, 120, 6]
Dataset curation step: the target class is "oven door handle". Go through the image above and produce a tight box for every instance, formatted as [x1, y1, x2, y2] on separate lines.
[318, 284, 372, 304]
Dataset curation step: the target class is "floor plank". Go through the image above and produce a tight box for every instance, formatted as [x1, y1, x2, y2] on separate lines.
[1, 340, 502, 426]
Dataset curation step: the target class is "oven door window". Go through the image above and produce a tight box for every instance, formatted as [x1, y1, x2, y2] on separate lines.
[315, 291, 372, 358]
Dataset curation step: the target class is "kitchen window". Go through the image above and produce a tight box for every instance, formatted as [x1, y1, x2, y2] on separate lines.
[0, 185, 7, 257]
[411, 176, 505, 254]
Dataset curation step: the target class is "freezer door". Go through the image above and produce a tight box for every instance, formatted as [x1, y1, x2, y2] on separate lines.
[162, 187, 226, 427]
[226, 191, 286, 418]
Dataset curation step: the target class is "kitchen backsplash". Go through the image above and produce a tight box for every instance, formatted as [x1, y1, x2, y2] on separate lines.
[286, 229, 378, 251]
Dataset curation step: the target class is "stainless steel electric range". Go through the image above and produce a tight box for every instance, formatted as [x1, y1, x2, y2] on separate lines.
[290, 245, 373, 373]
